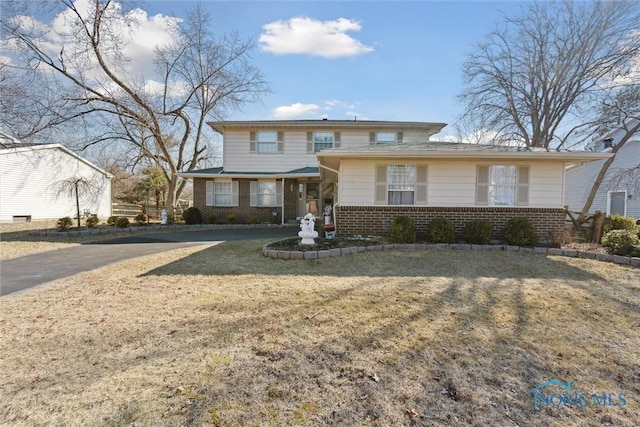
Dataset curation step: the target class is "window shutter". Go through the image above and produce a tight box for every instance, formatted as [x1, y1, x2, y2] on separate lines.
[517, 166, 529, 206]
[249, 131, 256, 153]
[397, 132, 404, 143]
[249, 181, 257, 207]
[277, 132, 284, 154]
[369, 132, 376, 144]
[415, 165, 427, 204]
[206, 181, 214, 206]
[334, 132, 341, 148]
[306, 132, 313, 153]
[231, 181, 239, 206]
[476, 166, 489, 205]
[276, 181, 283, 206]
[375, 165, 387, 205]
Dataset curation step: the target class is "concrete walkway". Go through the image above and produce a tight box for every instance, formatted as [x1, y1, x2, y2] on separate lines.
[0, 227, 296, 297]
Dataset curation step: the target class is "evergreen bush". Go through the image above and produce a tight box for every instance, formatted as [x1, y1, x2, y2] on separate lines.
[602, 229, 640, 255]
[463, 220, 494, 244]
[503, 217, 538, 246]
[182, 207, 203, 225]
[388, 216, 416, 243]
[208, 213, 217, 224]
[426, 217, 455, 243]
[603, 214, 637, 234]
[57, 216, 73, 231]
[85, 216, 100, 228]
[115, 216, 130, 228]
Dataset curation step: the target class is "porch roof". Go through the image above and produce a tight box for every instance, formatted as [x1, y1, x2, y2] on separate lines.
[179, 166, 319, 179]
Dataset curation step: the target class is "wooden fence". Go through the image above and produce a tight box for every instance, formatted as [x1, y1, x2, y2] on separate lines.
[565, 208, 606, 243]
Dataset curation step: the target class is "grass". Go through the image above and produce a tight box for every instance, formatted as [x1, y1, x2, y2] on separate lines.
[0, 239, 638, 426]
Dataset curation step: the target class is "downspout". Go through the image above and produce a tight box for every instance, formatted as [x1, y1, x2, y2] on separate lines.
[318, 163, 340, 229]
[281, 177, 285, 225]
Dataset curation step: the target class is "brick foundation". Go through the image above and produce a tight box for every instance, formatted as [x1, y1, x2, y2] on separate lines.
[335, 206, 565, 244]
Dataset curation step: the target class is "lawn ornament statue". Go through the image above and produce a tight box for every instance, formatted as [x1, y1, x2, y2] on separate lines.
[161, 209, 168, 225]
[298, 212, 318, 245]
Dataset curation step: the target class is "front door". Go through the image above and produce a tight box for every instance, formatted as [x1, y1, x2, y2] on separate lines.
[297, 182, 320, 217]
[608, 191, 626, 216]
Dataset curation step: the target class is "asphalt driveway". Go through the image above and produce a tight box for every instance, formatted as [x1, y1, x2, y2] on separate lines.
[0, 227, 296, 297]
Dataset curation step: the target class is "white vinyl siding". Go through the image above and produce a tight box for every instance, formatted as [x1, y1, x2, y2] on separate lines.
[0, 146, 112, 221]
[250, 180, 283, 207]
[339, 159, 564, 208]
[205, 180, 239, 206]
[565, 140, 639, 219]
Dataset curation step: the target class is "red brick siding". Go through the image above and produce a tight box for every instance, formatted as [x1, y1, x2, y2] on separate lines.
[193, 178, 299, 223]
[335, 206, 565, 244]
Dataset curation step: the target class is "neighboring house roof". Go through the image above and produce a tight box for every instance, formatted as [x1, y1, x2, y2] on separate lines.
[0, 134, 113, 179]
[180, 166, 320, 179]
[207, 119, 447, 135]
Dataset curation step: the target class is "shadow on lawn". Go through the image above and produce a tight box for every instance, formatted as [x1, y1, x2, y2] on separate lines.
[135, 244, 638, 425]
[140, 239, 608, 281]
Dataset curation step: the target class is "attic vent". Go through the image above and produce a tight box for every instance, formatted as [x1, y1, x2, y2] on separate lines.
[603, 138, 613, 148]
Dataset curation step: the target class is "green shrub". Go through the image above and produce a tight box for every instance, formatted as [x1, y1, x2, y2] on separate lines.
[115, 216, 130, 228]
[107, 215, 119, 226]
[503, 217, 538, 246]
[208, 213, 217, 224]
[426, 217, 455, 243]
[57, 216, 73, 231]
[601, 229, 640, 255]
[182, 207, 203, 225]
[85, 216, 100, 228]
[388, 216, 416, 243]
[271, 214, 281, 224]
[134, 213, 147, 225]
[463, 220, 494, 245]
[247, 214, 260, 224]
[603, 214, 637, 234]
[226, 214, 237, 224]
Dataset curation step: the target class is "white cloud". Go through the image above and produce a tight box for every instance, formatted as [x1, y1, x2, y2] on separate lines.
[272, 103, 320, 119]
[259, 16, 373, 58]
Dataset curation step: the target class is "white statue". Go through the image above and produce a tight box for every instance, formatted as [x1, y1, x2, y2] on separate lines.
[323, 205, 332, 225]
[161, 209, 168, 225]
[298, 212, 318, 245]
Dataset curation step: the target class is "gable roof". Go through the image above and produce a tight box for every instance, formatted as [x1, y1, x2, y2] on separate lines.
[0, 133, 113, 179]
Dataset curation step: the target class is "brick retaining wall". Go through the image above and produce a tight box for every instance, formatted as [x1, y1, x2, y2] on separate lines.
[335, 206, 565, 244]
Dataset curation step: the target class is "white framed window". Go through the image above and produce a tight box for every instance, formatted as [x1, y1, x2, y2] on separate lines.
[314, 132, 334, 152]
[377, 132, 397, 144]
[206, 180, 239, 206]
[257, 131, 277, 154]
[388, 165, 416, 205]
[250, 180, 283, 207]
[607, 190, 627, 216]
[375, 164, 428, 205]
[476, 165, 529, 206]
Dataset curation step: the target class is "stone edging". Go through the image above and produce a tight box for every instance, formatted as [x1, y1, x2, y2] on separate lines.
[262, 242, 640, 267]
[28, 223, 287, 238]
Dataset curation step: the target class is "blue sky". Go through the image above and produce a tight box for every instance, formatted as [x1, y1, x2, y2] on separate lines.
[139, 1, 526, 136]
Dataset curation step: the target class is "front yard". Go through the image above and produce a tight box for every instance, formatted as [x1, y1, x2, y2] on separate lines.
[0, 241, 638, 426]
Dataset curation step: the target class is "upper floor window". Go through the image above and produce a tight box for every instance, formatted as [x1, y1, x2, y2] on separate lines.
[257, 131, 277, 154]
[314, 132, 334, 152]
[250, 131, 284, 154]
[476, 165, 529, 206]
[370, 132, 404, 144]
[307, 131, 341, 153]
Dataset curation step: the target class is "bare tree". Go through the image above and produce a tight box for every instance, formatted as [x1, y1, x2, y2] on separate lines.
[1, 1, 268, 212]
[52, 177, 101, 228]
[576, 84, 639, 223]
[458, 1, 640, 149]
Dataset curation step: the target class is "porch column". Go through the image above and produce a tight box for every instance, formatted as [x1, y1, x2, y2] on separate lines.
[281, 177, 285, 225]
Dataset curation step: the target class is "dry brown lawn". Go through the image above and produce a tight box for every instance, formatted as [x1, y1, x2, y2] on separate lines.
[1, 241, 638, 426]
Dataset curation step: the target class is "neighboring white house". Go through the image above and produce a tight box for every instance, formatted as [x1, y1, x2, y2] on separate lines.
[0, 132, 112, 222]
[564, 125, 640, 220]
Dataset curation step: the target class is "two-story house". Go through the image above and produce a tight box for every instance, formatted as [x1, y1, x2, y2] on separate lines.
[181, 119, 610, 243]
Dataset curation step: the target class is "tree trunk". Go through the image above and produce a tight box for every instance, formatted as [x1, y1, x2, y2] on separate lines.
[75, 181, 81, 228]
